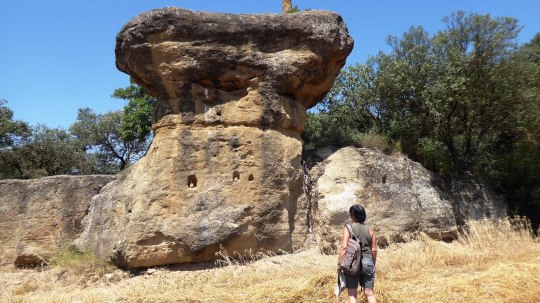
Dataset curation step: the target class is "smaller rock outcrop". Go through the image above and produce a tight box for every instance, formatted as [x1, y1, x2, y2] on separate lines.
[299, 147, 507, 251]
[0, 175, 115, 267]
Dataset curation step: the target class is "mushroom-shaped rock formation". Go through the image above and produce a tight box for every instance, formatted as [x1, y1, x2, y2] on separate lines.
[77, 7, 353, 268]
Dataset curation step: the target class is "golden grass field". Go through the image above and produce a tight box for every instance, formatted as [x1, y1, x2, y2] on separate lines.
[1, 217, 539, 303]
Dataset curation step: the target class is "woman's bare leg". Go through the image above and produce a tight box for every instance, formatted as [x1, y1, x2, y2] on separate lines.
[348, 288, 358, 303]
[364, 288, 376, 303]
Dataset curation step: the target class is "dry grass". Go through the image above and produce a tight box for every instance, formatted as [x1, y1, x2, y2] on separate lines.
[0, 217, 539, 303]
[50, 249, 117, 278]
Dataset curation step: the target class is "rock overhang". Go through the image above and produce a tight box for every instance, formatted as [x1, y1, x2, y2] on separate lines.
[115, 7, 354, 114]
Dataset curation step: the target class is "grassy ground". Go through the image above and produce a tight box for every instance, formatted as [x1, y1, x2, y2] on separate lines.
[1, 218, 539, 303]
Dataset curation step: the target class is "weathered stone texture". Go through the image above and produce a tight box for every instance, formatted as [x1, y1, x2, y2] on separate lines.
[300, 147, 507, 252]
[0, 175, 115, 267]
[77, 8, 353, 268]
[115, 7, 353, 114]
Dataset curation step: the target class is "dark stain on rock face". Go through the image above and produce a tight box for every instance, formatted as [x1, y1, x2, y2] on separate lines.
[208, 138, 220, 158]
[179, 99, 195, 122]
[259, 84, 284, 130]
[228, 136, 241, 149]
[177, 129, 197, 173]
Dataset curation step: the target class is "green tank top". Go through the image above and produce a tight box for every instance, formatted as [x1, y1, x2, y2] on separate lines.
[349, 222, 372, 258]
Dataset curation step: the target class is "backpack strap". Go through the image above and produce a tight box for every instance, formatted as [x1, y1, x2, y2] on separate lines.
[345, 224, 359, 241]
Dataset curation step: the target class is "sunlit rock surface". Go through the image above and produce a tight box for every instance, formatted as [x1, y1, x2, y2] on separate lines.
[77, 7, 353, 268]
[0, 176, 114, 267]
[301, 147, 507, 252]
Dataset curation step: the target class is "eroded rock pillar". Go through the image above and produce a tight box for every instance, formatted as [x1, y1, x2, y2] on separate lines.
[77, 7, 353, 268]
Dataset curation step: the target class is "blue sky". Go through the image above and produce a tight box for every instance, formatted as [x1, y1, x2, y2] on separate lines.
[1, 0, 539, 129]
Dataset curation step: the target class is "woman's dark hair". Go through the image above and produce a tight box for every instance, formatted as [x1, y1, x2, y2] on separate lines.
[349, 205, 366, 223]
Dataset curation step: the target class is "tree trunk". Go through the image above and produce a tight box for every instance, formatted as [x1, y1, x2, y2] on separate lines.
[282, 0, 292, 13]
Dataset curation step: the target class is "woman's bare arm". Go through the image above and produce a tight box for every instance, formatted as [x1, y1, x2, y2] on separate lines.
[338, 226, 350, 261]
[369, 225, 377, 264]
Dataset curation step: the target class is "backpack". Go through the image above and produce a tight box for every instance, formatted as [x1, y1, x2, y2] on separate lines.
[338, 224, 362, 276]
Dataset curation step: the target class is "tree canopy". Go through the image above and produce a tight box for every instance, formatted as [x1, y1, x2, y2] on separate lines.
[0, 84, 154, 177]
[111, 83, 155, 143]
[0, 99, 29, 149]
[70, 108, 149, 172]
[303, 11, 540, 226]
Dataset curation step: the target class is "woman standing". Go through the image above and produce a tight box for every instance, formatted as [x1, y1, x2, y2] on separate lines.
[338, 205, 377, 303]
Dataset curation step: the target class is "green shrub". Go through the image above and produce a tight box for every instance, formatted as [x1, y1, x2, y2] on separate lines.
[51, 249, 116, 276]
[358, 132, 390, 152]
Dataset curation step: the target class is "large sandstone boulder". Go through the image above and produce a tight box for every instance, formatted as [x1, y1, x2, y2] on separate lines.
[300, 147, 507, 251]
[77, 8, 353, 268]
[0, 175, 115, 267]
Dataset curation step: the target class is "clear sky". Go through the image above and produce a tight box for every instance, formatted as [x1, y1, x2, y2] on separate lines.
[1, 0, 539, 129]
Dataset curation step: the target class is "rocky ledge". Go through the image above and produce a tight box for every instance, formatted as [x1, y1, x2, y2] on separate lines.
[0, 175, 115, 267]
